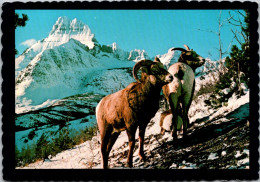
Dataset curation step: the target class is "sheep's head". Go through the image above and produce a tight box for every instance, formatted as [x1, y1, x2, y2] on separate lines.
[172, 45, 205, 71]
[133, 57, 173, 86]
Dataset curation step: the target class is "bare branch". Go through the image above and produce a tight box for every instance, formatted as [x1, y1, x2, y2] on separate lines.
[223, 35, 236, 55]
[197, 28, 218, 35]
[231, 29, 243, 45]
[238, 31, 248, 43]
[229, 11, 241, 23]
[227, 20, 241, 27]
[228, 10, 246, 28]
[235, 10, 246, 18]
[220, 16, 233, 28]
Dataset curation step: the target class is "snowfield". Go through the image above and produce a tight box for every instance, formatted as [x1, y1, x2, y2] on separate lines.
[17, 87, 249, 169]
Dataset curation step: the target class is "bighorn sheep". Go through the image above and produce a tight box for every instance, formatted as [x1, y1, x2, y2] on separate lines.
[96, 57, 173, 169]
[160, 108, 182, 135]
[162, 45, 205, 140]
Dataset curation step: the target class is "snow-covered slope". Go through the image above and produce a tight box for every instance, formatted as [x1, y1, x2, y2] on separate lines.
[16, 17, 95, 72]
[15, 17, 149, 114]
[128, 49, 150, 62]
[156, 48, 181, 68]
[17, 88, 249, 169]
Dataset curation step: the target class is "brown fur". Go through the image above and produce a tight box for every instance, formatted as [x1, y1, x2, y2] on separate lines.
[96, 58, 172, 168]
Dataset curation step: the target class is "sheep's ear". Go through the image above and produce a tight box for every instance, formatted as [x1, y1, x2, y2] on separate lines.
[186, 52, 192, 56]
[154, 57, 161, 63]
[184, 44, 190, 51]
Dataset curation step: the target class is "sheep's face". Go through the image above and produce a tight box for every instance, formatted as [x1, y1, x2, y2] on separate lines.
[149, 62, 173, 86]
[181, 50, 205, 70]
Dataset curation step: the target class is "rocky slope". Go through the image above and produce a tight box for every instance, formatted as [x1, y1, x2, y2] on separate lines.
[17, 83, 250, 169]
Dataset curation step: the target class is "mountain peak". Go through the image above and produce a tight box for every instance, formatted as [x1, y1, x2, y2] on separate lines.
[46, 16, 95, 49]
[49, 16, 91, 36]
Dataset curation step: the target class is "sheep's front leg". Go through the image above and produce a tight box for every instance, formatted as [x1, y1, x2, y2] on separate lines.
[138, 124, 148, 161]
[126, 128, 136, 168]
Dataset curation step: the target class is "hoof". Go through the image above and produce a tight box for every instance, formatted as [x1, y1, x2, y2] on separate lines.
[138, 154, 146, 162]
[171, 131, 177, 139]
[103, 165, 109, 169]
[182, 134, 188, 143]
[126, 164, 133, 168]
[126, 162, 133, 168]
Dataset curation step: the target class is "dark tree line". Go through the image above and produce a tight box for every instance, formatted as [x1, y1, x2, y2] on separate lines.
[15, 13, 29, 54]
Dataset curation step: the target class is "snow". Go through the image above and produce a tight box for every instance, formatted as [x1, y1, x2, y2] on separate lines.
[208, 153, 219, 160]
[209, 91, 249, 120]
[16, 16, 153, 114]
[128, 49, 150, 62]
[48, 16, 95, 49]
[221, 151, 227, 156]
[156, 48, 180, 68]
[17, 84, 250, 169]
[16, 99, 58, 114]
[169, 163, 177, 169]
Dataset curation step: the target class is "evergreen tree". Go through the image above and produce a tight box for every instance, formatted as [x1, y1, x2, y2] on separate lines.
[15, 13, 29, 54]
[205, 10, 250, 108]
[15, 13, 28, 29]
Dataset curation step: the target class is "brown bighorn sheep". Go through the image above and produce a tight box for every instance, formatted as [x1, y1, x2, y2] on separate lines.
[162, 45, 205, 140]
[96, 57, 173, 169]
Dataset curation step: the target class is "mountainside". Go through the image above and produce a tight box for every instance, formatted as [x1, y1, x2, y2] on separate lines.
[156, 48, 180, 68]
[15, 17, 95, 72]
[15, 17, 150, 114]
[17, 76, 250, 169]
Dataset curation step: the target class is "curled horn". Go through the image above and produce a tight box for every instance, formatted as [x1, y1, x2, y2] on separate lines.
[133, 60, 153, 83]
[171, 48, 187, 52]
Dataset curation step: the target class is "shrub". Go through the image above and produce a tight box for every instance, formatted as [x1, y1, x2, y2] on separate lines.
[15, 125, 98, 167]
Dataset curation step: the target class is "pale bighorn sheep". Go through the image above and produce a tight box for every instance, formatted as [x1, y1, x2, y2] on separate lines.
[96, 57, 173, 169]
[162, 45, 205, 140]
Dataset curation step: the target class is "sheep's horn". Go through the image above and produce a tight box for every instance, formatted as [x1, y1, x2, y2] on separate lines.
[184, 44, 191, 51]
[171, 48, 187, 52]
[133, 60, 153, 83]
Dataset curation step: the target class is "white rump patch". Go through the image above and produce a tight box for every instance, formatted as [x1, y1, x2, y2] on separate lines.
[162, 114, 183, 131]
[162, 114, 173, 131]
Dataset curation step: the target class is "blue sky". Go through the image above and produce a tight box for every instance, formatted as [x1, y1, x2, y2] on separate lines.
[15, 10, 245, 60]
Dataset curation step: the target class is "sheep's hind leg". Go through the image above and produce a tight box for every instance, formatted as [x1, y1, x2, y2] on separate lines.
[169, 93, 178, 140]
[100, 126, 112, 169]
[126, 128, 137, 168]
[106, 131, 120, 158]
[138, 124, 148, 161]
[181, 94, 192, 141]
[185, 80, 195, 129]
